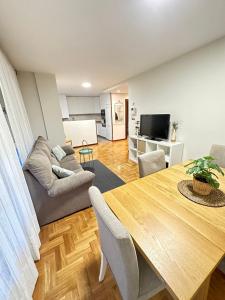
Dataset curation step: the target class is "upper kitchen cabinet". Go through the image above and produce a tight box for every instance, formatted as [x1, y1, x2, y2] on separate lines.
[100, 93, 111, 108]
[67, 96, 100, 115]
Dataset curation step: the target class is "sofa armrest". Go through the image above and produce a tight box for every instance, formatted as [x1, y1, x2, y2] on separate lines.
[61, 145, 75, 155]
[48, 171, 95, 197]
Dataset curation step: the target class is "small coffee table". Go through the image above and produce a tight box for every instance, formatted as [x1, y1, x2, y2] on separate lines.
[79, 148, 94, 168]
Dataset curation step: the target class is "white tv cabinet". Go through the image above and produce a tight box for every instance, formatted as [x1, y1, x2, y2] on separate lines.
[129, 135, 184, 166]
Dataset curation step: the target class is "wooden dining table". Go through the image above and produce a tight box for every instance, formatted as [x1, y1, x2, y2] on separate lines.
[103, 163, 225, 300]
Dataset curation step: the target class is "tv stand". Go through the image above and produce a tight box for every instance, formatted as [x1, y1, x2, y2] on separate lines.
[149, 137, 163, 141]
[129, 135, 184, 166]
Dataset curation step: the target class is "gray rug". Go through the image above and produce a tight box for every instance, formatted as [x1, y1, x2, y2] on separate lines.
[81, 159, 125, 193]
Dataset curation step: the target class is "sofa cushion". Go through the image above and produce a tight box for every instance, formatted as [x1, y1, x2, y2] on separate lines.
[50, 154, 60, 167]
[26, 152, 55, 190]
[60, 155, 75, 163]
[60, 157, 83, 172]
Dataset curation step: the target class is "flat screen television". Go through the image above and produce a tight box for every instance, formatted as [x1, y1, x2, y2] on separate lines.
[140, 114, 170, 140]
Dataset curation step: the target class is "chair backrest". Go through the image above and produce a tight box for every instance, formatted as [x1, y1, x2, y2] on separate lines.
[138, 150, 166, 178]
[210, 144, 225, 168]
[89, 186, 139, 300]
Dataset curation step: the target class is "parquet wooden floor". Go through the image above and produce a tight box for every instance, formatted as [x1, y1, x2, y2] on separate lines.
[33, 139, 225, 300]
[78, 138, 139, 183]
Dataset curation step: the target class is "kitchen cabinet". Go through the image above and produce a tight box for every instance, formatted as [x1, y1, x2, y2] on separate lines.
[96, 123, 102, 135]
[97, 123, 106, 137]
[100, 94, 112, 140]
[100, 93, 111, 108]
[67, 96, 100, 115]
[106, 125, 112, 140]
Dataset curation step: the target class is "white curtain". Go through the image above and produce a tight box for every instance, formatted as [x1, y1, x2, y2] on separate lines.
[0, 100, 40, 298]
[0, 49, 34, 164]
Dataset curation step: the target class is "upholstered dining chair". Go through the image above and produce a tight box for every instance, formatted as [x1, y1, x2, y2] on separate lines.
[210, 144, 225, 168]
[88, 186, 165, 300]
[210, 145, 225, 274]
[138, 150, 166, 178]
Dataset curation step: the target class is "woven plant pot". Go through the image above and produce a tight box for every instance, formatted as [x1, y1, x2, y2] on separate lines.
[193, 177, 213, 196]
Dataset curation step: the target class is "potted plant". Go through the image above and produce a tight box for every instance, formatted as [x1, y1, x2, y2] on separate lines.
[185, 156, 224, 196]
[171, 121, 178, 142]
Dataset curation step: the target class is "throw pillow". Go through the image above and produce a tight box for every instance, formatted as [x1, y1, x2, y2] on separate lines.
[52, 165, 74, 178]
[52, 145, 66, 161]
[61, 145, 75, 155]
[26, 152, 55, 190]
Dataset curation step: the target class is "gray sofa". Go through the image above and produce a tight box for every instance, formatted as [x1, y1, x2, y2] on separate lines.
[23, 136, 95, 226]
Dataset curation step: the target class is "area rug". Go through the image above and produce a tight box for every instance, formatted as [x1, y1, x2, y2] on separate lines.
[81, 159, 125, 193]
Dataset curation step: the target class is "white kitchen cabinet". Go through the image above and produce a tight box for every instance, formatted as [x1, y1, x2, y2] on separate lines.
[100, 94, 112, 140]
[105, 105, 111, 125]
[106, 125, 112, 140]
[94, 99, 100, 113]
[67, 96, 100, 115]
[96, 123, 102, 135]
[106, 104, 112, 140]
[98, 124, 106, 137]
[100, 94, 111, 109]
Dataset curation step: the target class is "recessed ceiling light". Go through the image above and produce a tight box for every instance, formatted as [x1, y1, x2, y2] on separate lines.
[82, 82, 91, 88]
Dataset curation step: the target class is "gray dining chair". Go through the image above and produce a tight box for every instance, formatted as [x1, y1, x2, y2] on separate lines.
[88, 186, 165, 300]
[210, 145, 225, 274]
[138, 150, 166, 178]
[210, 144, 225, 168]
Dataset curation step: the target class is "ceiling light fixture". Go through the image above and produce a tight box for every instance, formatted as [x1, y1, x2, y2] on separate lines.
[82, 82, 91, 88]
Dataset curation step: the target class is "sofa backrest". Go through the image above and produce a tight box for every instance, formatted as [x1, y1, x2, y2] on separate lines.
[24, 136, 57, 190]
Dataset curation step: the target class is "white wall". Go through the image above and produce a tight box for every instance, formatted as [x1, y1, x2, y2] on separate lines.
[17, 71, 47, 139]
[17, 71, 65, 146]
[128, 37, 225, 160]
[59, 94, 69, 119]
[67, 96, 100, 115]
[35, 73, 65, 146]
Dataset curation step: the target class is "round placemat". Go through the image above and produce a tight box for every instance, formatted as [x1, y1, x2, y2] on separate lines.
[177, 180, 225, 207]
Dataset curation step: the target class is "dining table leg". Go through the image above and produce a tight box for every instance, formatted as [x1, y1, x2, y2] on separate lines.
[192, 275, 211, 300]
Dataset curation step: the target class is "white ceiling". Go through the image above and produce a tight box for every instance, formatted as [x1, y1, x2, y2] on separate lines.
[1, 0, 225, 96]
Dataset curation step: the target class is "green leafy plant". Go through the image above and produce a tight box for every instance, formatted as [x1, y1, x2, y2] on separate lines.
[185, 156, 224, 189]
[172, 121, 178, 131]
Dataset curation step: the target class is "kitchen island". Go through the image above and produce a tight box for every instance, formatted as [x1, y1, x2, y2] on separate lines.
[63, 120, 97, 147]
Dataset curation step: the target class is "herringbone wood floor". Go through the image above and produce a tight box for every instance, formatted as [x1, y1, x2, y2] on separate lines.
[33, 139, 225, 300]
